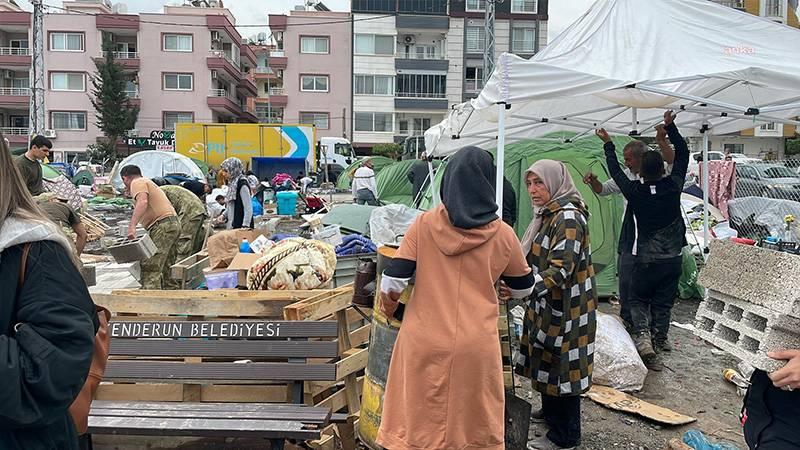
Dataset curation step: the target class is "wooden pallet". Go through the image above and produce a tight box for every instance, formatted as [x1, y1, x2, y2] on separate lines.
[80, 212, 111, 242]
[282, 285, 366, 450]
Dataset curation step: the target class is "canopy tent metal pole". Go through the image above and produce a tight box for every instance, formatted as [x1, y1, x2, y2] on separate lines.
[635, 84, 751, 113]
[496, 102, 507, 217]
[702, 125, 710, 261]
[631, 107, 638, 134]
[760, 100, 800, 114]
[567, 106, 632, 141]
[681, 108, 800, 126]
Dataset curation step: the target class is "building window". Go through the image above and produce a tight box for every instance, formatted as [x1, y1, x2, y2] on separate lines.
[466, 0, 486, 11]
[354, 75, 394, 95]
[354, 34, 395, 55]
[723, 143, 745, 154]
[512, 27, 536, 53]
[300, 75, 329, 92]
[9, 39, 28, 49]
[163, 73, 193, 91]
[300, 36, 330, 54]
[299, 112, 330, 129]
[51, 111, 86, 130]
[511, 0, 537, 13]
[355, 112, 393, 132]
[765, 0, 783, 17]
[465, 65, 484, 92]
[50, 72, 85, 92]
[398, 120, 409, 135]
[163, 34, 193, 52]
[396, 74, 446, 98]
[760, 122, 778, 131]
[466, 27, 485, 53]
[50, 32, 84, 51]
[163, 112, 193, 130]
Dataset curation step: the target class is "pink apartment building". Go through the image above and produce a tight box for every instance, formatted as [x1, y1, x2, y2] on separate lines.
[0, 0, 258, 161]
[266, 9, 352, 140]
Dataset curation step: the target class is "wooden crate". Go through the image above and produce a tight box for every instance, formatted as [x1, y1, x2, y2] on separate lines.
[282, 285, 366, 450]
[80, 212, 110, 242]
[170, 251, 210, 289]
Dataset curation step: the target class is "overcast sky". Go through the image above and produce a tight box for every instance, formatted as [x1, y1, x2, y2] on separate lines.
[30, 0, 595, 42]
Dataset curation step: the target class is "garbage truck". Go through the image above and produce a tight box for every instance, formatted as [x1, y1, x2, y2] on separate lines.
[175, 123, 357, 182]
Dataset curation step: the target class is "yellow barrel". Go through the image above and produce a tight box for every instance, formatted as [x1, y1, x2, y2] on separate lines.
[357, 246, 413, 450]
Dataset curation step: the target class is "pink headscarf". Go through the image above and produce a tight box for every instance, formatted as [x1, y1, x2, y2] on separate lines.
[519, 160, 584, 254]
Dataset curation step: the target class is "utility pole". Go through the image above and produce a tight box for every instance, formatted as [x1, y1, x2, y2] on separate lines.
[483, 0, 501, 84]
[29, 0, 45, 139]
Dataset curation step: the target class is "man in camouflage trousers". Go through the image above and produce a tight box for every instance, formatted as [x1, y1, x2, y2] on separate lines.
[161, 185, 208, 261]
[121, 165, 179, 290]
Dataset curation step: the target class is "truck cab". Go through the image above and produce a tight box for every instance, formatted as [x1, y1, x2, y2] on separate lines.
[317, 137, 357, 183]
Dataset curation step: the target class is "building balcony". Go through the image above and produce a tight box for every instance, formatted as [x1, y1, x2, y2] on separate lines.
[0, 47, 31, 67]
[395, 53, 449, 71]
[0, 127, 28, 144]
[268, 15, 287, 31]
[395, 92, 448, 110]
[237, 77, 258, 97]
[207, 50, 241, 80]
[96, 13, 140, 30]
[253, 67, 275, 79]
[0, 87, 30, 106]
[124, 88, 140, 106]
[94, 51, 140, 69]
[255, 89, 288, 107]
[207, 89, 243, 116]
[268, 53, 287, 69]
[396, 14, 449, 29]
[239, 103, 258, 123]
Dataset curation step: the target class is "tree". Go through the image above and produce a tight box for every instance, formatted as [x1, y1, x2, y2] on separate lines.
[786, 138, 800, 157]
[90, 36, 139, 162]
[372, 143, 402, 161]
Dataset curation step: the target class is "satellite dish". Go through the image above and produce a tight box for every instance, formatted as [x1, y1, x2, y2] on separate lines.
[257, 32, 267, 43]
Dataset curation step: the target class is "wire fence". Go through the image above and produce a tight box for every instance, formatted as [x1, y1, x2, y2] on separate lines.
[691, 157, 800, 250]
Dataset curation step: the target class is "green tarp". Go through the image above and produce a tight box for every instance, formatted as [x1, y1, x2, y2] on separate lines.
[41, 163, 61, 180]
[375, 160, 443, 207]
[335, 156, 395, 191]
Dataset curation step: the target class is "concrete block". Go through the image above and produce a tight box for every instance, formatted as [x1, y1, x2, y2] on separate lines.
[699, 240, 800, 318]
[695, 290, 800, 372]
[81, 264, 96, 287]
[106, 234, 156, 264]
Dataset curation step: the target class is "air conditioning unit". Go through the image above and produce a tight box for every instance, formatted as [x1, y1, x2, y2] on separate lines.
[403, 35, 416, 45]
[211, 31, 221, 42]
[211, 69, 218, 80]
[3, 70, 13, 79]
[43, 129, 57, 139]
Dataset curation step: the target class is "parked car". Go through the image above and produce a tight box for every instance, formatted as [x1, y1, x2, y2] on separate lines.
[688, 151, 725, 176]
[727, 153, 761, 164]
[735, 163, 800, 201]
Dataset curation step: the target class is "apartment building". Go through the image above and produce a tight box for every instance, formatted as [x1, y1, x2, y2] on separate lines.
[249, 41, 287, 124]
[267, 7, 352, 140]
[0, 0, 258, 161]
[706, 0, 798, 158]
[349, 0, 548, 152]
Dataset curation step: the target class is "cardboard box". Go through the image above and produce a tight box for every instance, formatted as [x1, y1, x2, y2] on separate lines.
[227, 252, 262, 287]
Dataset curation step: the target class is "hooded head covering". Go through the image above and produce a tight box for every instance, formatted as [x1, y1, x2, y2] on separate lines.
[440, 146, 498, 229]
[520, 160, 584, 253]
[221, 157, 245, 203]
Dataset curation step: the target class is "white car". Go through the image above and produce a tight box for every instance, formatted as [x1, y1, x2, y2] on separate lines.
[727, 153, 761, 164]
[688, 151, 725, 176]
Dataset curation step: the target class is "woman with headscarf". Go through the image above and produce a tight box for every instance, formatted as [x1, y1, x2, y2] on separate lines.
[220, 157, 253, 229]
[516, 160, 597, 450]
[377, 147, 535, 450]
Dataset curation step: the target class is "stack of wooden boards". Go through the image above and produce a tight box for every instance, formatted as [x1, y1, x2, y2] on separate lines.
[80, 212, 111, 242]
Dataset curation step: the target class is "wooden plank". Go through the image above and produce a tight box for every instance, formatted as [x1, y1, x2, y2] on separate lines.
[105, 361, 338, 382]
[94, 294, 301, 317]
[170, 252, 209, 280]
[87, 416, 322, 440]
[110, 321, 339, 339]
[284, 288, 355, 322]
[96, 383, 184, 402]
[335, 348, 368, 381]
[308, 424, 337, 450]
[110, 340, 339, 359]
[336, 309, 361, 418]
[314, 377, 364, 413]
[201, 385, 288, 403]
[350, 324, 371, 348]
[107, 289, 322, 299]
[90, 404, 332, 424]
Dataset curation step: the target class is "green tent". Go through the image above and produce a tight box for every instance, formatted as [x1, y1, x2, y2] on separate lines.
[375, 159, 443, 207]
[41, 163, 62, 180]
[191, 158, 209, 176]
[374, 133, 629, 298]
[335, 156, 395, 191]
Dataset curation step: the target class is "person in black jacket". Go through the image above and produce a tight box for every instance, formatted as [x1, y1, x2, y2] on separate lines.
[742, 349, 800, 449]
[220, 157, 254, 229]
[596, 110, 689, 371]
[407, 153, 429, 209]
[0, 137, 98, 450]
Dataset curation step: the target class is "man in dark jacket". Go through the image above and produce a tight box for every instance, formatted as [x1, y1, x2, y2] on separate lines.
[501, 177, 517, 228]
[407, 153, 430, 208]
[597, 110, 689, 371]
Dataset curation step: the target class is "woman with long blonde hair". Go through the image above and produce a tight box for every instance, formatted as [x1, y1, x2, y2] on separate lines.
[0, 136, 98, 449]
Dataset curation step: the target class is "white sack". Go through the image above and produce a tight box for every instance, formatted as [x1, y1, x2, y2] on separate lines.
[593, 312, 648, 392]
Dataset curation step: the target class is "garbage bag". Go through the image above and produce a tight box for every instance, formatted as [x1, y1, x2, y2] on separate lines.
[683, 429, 741, 450]
[593, 312, 648, 392]
[679, 246, 704, 300]
[368, 204, 421, 246]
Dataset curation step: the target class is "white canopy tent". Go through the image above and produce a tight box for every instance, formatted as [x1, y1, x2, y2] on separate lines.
[425, 0, 800, 250]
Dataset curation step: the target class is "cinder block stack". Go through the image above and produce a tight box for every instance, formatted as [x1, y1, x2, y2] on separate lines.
[695, 240, 800, 372]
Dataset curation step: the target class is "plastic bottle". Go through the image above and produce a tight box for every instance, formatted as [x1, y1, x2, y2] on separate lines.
[239, 238, 252, 254]
[723, 368, 750, 388]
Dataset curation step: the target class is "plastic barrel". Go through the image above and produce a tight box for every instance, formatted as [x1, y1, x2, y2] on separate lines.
[276, 191, 298, 216]
[357, 246, 413, 450]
